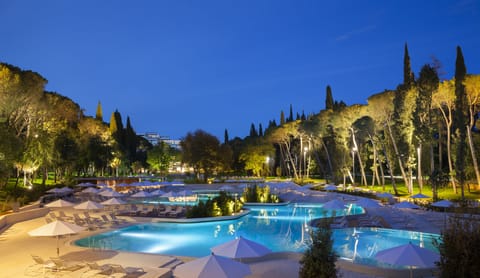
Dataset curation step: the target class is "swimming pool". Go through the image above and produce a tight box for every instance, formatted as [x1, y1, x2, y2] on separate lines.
[75, 203, 440, 268]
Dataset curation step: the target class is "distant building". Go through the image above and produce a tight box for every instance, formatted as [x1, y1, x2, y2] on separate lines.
[138, 132, 181, 149]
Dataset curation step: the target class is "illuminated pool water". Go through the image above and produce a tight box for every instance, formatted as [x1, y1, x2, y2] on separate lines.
[75, 203, 440, 268]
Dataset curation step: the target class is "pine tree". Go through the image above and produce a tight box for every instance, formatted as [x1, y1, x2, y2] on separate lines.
[280, 111, 286, 125]
[95, 101, 103, 121]
[325, 85, 334, 110]
[454, 46, 468, 200]
[224, 129, 229, 144]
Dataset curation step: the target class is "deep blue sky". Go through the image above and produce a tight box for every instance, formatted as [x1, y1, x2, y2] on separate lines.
[1, 0, 479, 140]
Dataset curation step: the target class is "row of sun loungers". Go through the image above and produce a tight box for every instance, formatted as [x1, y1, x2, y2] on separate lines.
[47, 211, 129, 230]
[118, 205, 185, 218]
[27, 255, 148, 277]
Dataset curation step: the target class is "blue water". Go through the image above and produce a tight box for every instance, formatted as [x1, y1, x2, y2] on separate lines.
[75, 203, 440, 268]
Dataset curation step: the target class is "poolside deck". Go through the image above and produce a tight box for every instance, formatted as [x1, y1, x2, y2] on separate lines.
[0, 186, 446, 278]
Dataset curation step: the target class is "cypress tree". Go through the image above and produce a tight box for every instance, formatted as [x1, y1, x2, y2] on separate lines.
[403, 43, 415, 87]
[325, 85, 334, 110]
[258, 123, 263, 137]
[454, 46, 468, 200]
[224, 129, 229, 144]
[288, 104, 294, 122]
[96, 101, 103, 121]
[301, 110, 306, 121]
[110, 110, 125, 148]
[280, 111, 286, 125]
[124, 116, 137, 164]
[249, 123, 258, 137]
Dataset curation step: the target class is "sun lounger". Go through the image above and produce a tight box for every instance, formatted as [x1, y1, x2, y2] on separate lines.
[109, 264, 145, 278]
[25, 255, 56, 276]
[50, 257, 85, 273]
[167, 206, 184, 218]
[81, 262, 113, 277]
[158, 206, 172, 217]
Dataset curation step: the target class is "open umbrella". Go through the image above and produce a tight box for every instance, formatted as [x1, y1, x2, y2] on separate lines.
[393, 201, 421, 209]
[46, 188, 64, 194]
[355, 198, 382, 208]
[99, 190, 124, 198]
[211, 236, 271, 259]
[130, 191, 153, 198]
[431, 200, 455, 208]
[174, 253, 251, 278]
[74, 200, 104, 210]
[410, 193, 430, 199]
[28, 220, 85, 256]
[161, 191, 178, 198]
[219, 185, 235, 192]
[76, 182, 95, 187]
[150, 189, 166, 196]
[322, 199, 346, 210]
[376, 192, 393, 199]
[375, 242, 439, 277]
[323, 184, 338, 191]
[101, 197, 127, 205]
[45, 199, 75, 208]
[82, 187, 100, 194]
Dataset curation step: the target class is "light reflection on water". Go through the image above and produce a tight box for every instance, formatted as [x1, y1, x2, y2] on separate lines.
[75, 203, 440, 268]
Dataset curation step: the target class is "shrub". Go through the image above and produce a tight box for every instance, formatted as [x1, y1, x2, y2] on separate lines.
[299, 217, 337, 278]
[435, 215, 480, 277]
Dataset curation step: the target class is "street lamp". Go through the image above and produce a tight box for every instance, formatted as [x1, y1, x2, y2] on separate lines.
[265, 156, 270, 177]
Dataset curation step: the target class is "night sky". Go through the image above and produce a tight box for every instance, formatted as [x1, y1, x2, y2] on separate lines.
[1, 0, 479, 140]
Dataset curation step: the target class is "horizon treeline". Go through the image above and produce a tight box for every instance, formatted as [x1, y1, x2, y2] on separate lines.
[1, 44, 479, 200]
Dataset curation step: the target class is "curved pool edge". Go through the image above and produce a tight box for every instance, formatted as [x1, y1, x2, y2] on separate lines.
[336, 259, 439, 277]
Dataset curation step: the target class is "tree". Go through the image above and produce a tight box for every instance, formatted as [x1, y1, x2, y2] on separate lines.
[433, 80, 457, 192]
[325, 85, 334, 110]
[124, 116, 138, 166]
[454, 46, 468, 200]
[180, 130, 222, 182]
[280, 110, 286, 125]
[95, 101, 103, 121]
[288, 104, 294, 122]
[239, 140, 274, 177]
[464, 74, 480, 188]
[299, 217, 337, 278]
[249, 123, 258, 137]
[147, 141, 174, 176]
[414, 64, 439, 192]
[224, 129, 229, 144]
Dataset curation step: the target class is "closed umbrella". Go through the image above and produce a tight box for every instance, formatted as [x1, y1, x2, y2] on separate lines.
[375, 242, 439, 278]
[45, 199, 75, 208]
[28, 220, 85, 256]
[211, 236, 271, 259]
[74, 200, 104, 210]
[174, 254, 251, 278]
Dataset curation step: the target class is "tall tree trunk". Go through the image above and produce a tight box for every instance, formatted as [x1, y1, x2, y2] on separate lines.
[381, 141, 398, 195]
[417, 144, 423, 192]
[446, 122, 457, 193]
[320, 138, 334, 182]
[351, 128, 368, 186]
[386, 120, 409, 190]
